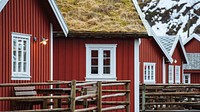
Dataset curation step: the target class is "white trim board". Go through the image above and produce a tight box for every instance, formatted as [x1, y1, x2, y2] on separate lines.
[0, 0, 8, 12]
[48, 0, 68, 37]
[134, 39, 140, 112]
[183, 33, 200, 45]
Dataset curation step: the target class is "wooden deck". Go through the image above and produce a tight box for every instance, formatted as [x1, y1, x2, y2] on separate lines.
[0, 80, 130, 112]
[140, 83, 200, 112]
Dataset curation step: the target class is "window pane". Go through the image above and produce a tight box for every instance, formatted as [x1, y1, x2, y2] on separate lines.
[13, 39, 17, 50]
[91, 50, 98, 57]
[13, 51, 16, 61]
[23, 52, 26, 61]
[18, 40, 22, 51]
[23, 40, 27, 51]
[92, 59, 98, 65]
[103, 50, 110, 57]
[23, 62, 26, 72]
[103, 67, 110, 74]
[13, 62, 16, 72]
[148, 66, 150, 80]
[151, 65, 153, 80]
[18, 62, 22, 72]
[91, 67, 98, 74]
[18, 51, 22, 61]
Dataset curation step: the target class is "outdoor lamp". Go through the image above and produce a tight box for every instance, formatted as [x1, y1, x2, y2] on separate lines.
[40, 37, 48, 45]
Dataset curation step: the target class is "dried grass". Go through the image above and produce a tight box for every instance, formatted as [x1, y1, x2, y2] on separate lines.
[56, 0, 146, 33]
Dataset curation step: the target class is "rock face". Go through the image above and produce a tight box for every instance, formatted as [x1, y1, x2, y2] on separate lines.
[138, 0, 200, 40]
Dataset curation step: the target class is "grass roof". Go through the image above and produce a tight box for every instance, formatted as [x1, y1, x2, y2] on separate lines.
[56, 0, 147, 34]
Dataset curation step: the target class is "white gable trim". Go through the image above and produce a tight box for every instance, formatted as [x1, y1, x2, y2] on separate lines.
[170, 36, 188, 64]
[0, 0, 8, 12]
[178, 38, 189, 64]
[183, 33, 200, 45]
[48, 0, 68, 37]
[132, 0, 173, 63]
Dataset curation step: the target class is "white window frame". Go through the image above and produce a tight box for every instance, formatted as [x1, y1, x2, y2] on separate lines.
[11, 32, 31, 80]
[183, 74, 191, 84]
[0, 0, 8, 12]
[143, 62, 156, 84]
[175, 66, 181, 84]
[168, 65, 174, 84]
[85, 44, 117, 81]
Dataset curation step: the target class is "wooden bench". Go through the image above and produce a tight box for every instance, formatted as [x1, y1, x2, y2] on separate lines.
[12, 86, 44, 110]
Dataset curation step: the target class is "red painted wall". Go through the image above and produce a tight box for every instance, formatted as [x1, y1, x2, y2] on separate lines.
[185, 38, 200, 53]
[166, 43, 184, 83]
[0, 0, 51, 110]
[190, 73, 200, 83]
[139, 38, 164, 83]
[53, 37, 136, 111]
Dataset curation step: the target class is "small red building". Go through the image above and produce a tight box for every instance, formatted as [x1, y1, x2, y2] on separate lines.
[53, 0, 148, 111]
[183, 34, 200, 84]
[0, 0, 68, 110]
[139, 37, 173, 84]
[158, 36, 188, 84]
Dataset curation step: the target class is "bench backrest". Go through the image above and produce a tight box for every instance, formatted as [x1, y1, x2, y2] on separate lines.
[14, 86, 37, 97]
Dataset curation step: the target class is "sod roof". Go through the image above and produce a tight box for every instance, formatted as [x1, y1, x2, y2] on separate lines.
[55, 0, 147, 34]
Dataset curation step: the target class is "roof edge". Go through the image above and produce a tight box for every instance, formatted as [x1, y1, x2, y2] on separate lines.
[169, 36, 179, 56]
[48, 0, 68, 37]
[178, 38, 189, 64]
[132, 0, 152, 36]
[183, 33, 200, 45]
[0, 0, 8, 12]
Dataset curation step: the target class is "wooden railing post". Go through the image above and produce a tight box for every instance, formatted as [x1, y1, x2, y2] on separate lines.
[126, 82, 130, 112]
[70, 80, 76, 112]
[97, 81, 102, 112]
[141, 84, 146, 111]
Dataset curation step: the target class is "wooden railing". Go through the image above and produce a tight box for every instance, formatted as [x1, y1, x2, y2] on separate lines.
[140, 83, 200, 112]
[0, 80, 130, 112]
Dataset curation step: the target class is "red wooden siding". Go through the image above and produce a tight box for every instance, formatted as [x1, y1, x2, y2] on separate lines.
[53, 37, 135, 111]
[0, 0, 51, 110]
[185, 38, 200, 53]
[190, 73, 200, 83]
[139, 38, 164, 83]
[166, 43, 184, 83]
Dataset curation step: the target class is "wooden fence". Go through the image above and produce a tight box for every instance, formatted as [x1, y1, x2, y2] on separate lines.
[140, 83, 200, 112]
[0, 80, 130, 112]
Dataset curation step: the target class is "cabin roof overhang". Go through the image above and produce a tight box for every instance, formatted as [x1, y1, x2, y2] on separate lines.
[183, 33, 200, 45]
[54, 31, 148, 38]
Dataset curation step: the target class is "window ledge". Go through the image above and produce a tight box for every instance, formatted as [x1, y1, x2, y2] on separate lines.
[12, 76, 31, 80]
[86, 77, 117, 81]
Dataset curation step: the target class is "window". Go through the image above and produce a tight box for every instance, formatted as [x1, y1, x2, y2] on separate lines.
[183, 74, 190, 84]
[86, 44, 117, 81]
[175, 66, 180, 84]
[144, 63, 156, 83]
[12, 32, 31, 80]
[168, 65, 174, 84]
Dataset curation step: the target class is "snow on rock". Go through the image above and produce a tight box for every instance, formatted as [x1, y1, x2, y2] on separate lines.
[139, 0, 200, 40]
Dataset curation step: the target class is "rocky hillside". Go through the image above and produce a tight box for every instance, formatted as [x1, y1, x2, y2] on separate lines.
[138, 0, 200, 40]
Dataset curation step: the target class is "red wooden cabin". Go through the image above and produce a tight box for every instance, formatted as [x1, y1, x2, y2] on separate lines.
[0, 0, 68, 110]
[158, 36, 188, 84]
[53, 0, 149, 111]
[139, 37, 173, 84]
[183, 34, 200, 84]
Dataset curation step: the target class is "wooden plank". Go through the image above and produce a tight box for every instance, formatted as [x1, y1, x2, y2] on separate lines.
[0, 95, 69, 101]
[145, 102, 200, 105]
[102, 90, 130, 93]
[102, 83, 125, 86]
[145, 92, 200, 96]
[12, 108, 71, 112]
[97, 81, 102, 112]
[70, 80, 76, 112]
[102, 101, 129, 105]
[125, 82, 130, 112]
[14, 86, 35, 91]
[102, 105, 126, 111]
[75, 107, 97, 112]
[15, 91, 37, 96]
[75, 94, 96, 101]
[102, 93, 126, 99]
[140, 110, 200, 112]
